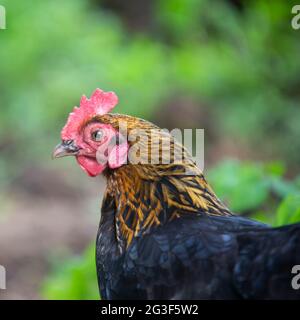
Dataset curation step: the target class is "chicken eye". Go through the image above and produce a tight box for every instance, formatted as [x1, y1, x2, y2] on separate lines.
[91, 129, 104, 142]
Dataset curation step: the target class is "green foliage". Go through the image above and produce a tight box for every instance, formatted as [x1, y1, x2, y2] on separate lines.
[42, 245, 99, 300]
[208, 159, 300, 224]
[156, 0, 300, 164]
[208, 159, 299, 213]
[275, 194, 300, 227]
[208, 160, 269, 213]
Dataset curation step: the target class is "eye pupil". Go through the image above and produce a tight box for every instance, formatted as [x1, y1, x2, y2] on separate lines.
[92, 130, 103, 141]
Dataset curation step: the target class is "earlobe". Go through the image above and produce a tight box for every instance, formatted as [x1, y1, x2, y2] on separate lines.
[108, 142, 128, 169]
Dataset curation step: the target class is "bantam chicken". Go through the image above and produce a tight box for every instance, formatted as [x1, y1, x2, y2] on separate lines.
[53, 88, 300, 299]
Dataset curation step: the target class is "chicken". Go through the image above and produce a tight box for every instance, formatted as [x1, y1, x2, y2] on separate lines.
[53, 88, 300, 299]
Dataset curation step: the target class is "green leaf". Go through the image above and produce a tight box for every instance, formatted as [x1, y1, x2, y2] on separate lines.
[275, 194, 300, 227]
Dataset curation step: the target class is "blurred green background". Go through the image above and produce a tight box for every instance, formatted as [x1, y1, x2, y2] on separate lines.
[0, 0, 299, 299]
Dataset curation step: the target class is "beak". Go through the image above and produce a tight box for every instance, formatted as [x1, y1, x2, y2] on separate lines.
[52, 141, 80, 159]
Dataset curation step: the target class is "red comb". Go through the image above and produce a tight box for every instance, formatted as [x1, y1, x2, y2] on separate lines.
[61, 88, 118, 140]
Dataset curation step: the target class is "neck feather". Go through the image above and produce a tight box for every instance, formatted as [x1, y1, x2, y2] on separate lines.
[104, 163, 232, 248]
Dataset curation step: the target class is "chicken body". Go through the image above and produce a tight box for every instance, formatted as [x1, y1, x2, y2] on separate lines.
[96, 159, 300, 300]
[53, 90, 300, 300]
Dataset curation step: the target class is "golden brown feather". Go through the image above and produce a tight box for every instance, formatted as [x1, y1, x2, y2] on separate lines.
[96, 113, 232, 247]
